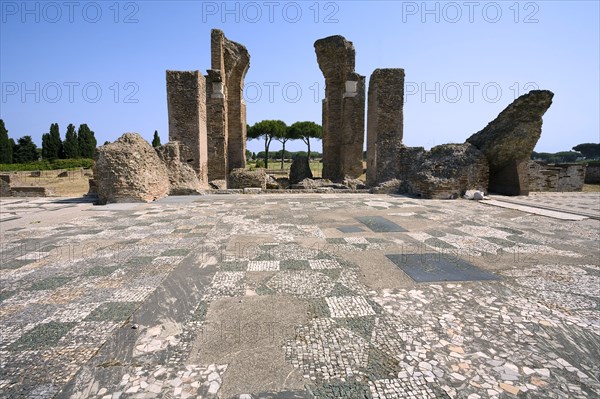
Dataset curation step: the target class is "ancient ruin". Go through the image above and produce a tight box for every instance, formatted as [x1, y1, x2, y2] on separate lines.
[92, 32, 561, 203]
[467, 90, 554, 195]
[165, 70, 209, 185]
[228, 168, 269, 190]
[527, 161, 586, 192]
[94, 133, 170, 203]
[289, 155, 313, 184]
[585, 161, 600, 184]
[206, 29, 250, 180]
[315, 35, 365, 182]
[156, 141, 207, 195]
[366, 68, 405, 187]
[395, 143, 489, 199]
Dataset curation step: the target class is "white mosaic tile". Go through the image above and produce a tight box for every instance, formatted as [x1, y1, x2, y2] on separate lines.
[326, 296, 376, 318]
[247, 261, 280, 271]
[309, 259, 340, 270]
[345, 237, 369, 244]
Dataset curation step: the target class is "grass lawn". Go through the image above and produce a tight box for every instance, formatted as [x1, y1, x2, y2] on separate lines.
[583, 184, 600, 192]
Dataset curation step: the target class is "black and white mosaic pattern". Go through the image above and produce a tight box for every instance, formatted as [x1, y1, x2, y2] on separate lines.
[1, 193, 599, 398]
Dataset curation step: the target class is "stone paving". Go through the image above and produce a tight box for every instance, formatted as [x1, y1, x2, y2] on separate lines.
[0, 193, 599, 398]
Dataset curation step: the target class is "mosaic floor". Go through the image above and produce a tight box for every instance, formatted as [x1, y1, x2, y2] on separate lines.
[1, 193, 599, 399]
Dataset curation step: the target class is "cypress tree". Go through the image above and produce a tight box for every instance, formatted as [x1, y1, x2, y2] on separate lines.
[0, 120, 13, 163]
[152, 130, 161, 147]
[78, 124, 97, 158]
[63, 123, 79, 158]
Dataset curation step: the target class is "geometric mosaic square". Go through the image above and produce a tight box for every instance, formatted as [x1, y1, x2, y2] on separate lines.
[309, 259, 341, 270]
[356, 216, 407, 232]
[247, 261, 280, 271]
[83, 302, 140, 322]
[344, 237, 369, 244]
[28, 277, 73, 291]
[369, 377, 439, 398]
[160, 248, 190, 257]
[337, 226, 365, 233]
[326, 296, 376, 318]
[386, 253, 499, 282]
[8, 322, 76, 351]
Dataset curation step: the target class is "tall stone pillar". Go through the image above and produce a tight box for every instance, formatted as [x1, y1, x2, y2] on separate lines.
[205, 69, 228, 181]
[166, 70, 208, 184]
[366, 68, 405, 187]
[315, 35, 365, 182]
[207, 29, 250, 176]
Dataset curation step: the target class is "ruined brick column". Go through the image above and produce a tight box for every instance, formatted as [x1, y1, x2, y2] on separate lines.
[206, 29, 250, 177]
[315, 35, 365, 182]
[166, 70, 208, 184]
[205, 69, 228, 181]
[366, 68, 405, 187]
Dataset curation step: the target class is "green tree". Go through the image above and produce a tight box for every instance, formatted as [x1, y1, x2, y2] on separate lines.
[152, 130, 161, 147]
[273, 122, 292, 169]
[553, 151, 581, 163]
[247, 120, 286, 169]
[13, 136, 38, 163]
[0, 119, 13, 163]
[63, 123, 79, 158]
[78, 124, 97, 158]
[573, 143, 600, 159]
[288, 121, 322, 165]
[42, 123, 62, 160]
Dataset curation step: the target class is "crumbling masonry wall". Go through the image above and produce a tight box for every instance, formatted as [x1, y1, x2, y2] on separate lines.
[467, 90, 554, 196]
[395, 143, 489, 199]
[166, 70, 209, 184]
[527, 161, 585, 192]
[366, 68, 405, 187]
[315, 35, 365, 182]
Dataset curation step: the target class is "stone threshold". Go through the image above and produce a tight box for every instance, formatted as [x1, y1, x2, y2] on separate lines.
[483, 198, 592, 221]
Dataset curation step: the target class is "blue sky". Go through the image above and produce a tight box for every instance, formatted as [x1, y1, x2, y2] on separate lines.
[1, 0, 598, 154]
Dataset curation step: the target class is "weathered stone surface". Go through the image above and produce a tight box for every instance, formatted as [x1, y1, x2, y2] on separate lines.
[266, 175, 279, 189]
[208, 29, 250, 175]
[243, 187, 261, 194]
[86, 178, 98, 197]
[94, 133, 169, 204]
[290, 178, 349, 190]
[315, 35, 365, 181]
[228, 168, 267, 190]
[205, 69, 228, 181]
[275, 177, 290, 189]
[289, 156, 313, 184]
[467, 90, 554, 195]
[166, 70, 209, 183]
[10, 186, 54, 197]
[584, 161, 600, 184]
[209, 179, 227, 190]
[0, 175, 12, 197]
[464, 190, 485, 200]
[343, 178, 367, 190]
[366, 68, 405, 187]
[369, 179, 402, 194]
[397, 143, 489, 199]
[156, 142, 207, 195]
[527, 161, 586, 192]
